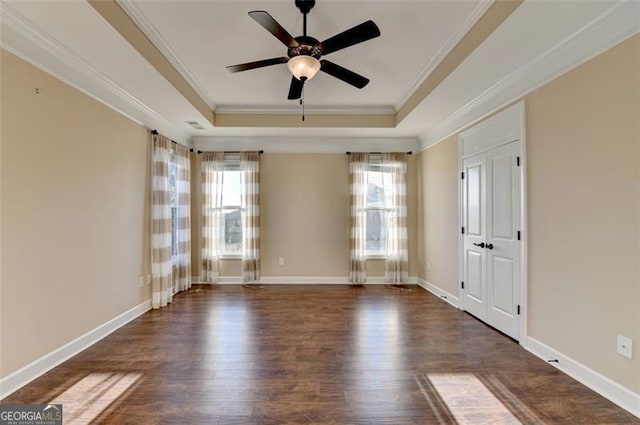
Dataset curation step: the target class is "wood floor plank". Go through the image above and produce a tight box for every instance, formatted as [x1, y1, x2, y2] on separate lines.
[2, 285, 638, 424]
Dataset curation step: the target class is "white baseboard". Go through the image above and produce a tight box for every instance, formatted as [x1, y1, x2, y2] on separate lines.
[524, 336, 640, 418]
[0, 299, 151, 400]
[417, 278, 460, 308]
[192, 276, 418, 285]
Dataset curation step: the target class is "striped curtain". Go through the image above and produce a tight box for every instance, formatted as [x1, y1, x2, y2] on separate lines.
[240, 152, 260, 282]
[174, 144, 191, 292]
[382, 153, 409, 284]
[151, 133, 173, 308]
[201, 152, 225, 282]
[349, 152, 369, 284]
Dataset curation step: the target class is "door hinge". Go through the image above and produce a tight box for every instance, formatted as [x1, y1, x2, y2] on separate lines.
[461, 171, 465, 180]
[517, 305, 521, 315]
[517, 230, 521, 241]
[461, 226, 465, 235]
[461, 281, 465, 289]
[516, 156, 521, 167]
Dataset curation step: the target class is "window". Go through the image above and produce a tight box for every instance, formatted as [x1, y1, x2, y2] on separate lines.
[364, 163, 393, 256]
[168, 154, 178, 262]
[220, 167, 242, 256]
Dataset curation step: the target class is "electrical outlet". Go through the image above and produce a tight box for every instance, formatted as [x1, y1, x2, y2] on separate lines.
[426, 261, 431, 271]
[138, 277, 145, 288]
[278, 258, 285, 266]
[617, 335, 632, 359]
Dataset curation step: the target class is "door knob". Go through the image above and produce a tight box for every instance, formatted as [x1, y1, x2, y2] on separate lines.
[486, 243, 494, 250]
[473, 242, 485, 248]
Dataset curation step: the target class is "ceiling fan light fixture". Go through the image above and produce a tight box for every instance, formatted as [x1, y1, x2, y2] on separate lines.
[287, 55, 321, 81]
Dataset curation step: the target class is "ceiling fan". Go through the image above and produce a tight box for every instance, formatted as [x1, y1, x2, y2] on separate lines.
[226, 0, 381, 100]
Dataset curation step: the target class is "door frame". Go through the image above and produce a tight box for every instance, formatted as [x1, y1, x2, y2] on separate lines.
[457, 101, 528, 344]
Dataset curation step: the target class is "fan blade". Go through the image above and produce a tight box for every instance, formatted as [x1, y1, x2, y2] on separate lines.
[320, 60, 369, 89]
[316, 20, 380, 56]
[249, 11, 299, 48]
[288, 77, 304, 100]
[226, 57, 288, 73]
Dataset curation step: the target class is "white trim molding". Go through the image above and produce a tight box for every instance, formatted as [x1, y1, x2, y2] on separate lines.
[192, 276, 419, 285]
[192, 136, 419, 154]
[417, 278, 460, 309]
[115, 0, 216, 110]
[524, 337, 640, 418]
[0, 2, 192, 145]
[419, 0, 640, 151]
[0, 299, 152, 400]
[393, 1, 493, 111]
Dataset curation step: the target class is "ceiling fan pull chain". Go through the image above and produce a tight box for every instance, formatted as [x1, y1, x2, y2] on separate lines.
[301, 85, 305, 122]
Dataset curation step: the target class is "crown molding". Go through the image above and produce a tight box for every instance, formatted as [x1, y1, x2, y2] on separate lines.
[0, 2, 192, 145]
[393, 0, 493, 112]
[192, 136, 418, 154]
[395, 0, 523, 125]
[215, 104, 395, 115]
[116, 0, 217, 110]
[418, 0, 640, 151]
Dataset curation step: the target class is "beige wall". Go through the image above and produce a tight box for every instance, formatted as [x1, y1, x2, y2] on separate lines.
[260, 154, 349, 276]
[416, 136, 459, 295]
[0, 50, 151, 378]
[526, 35, 639, 392]
[418, 35, 639, 393]
[191, 153, 418, 279]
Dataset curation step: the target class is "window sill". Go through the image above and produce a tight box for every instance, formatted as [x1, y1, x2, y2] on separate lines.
[220, 255, 242, 260]
[366, 255, 387, 260]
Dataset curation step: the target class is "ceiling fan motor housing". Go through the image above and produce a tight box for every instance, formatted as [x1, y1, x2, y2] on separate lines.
[295, 0, 316, 15]
[289, 36, 321, 59]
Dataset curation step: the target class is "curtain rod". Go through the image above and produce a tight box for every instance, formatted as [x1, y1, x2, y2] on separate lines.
[195, 150, 264, 155]
[346, 151, 412, 155]
[151, 128, 261, 155]
[152, 129, 215, 153]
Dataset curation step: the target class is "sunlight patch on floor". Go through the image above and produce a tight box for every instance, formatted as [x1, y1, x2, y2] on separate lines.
[426, 373, 522, 425]
[49, 372, 142, 425]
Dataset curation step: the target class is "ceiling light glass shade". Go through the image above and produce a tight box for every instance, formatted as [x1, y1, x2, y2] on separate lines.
[287, 55, 321, 81]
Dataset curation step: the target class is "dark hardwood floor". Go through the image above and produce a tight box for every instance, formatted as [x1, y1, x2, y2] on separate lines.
[3, 285, 638, 424]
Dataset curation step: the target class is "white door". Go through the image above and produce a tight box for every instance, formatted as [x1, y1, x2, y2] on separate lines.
[486, 142, 521, 339]
[462, 142, 521, 340]
[462, 153, 487, 321]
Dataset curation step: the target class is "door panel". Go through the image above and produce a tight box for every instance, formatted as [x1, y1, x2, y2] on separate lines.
[466, 164, 482, 236]
[467, 251, 483, 301]
[491, 256, 514, 315]
[491, 155, 514, 240]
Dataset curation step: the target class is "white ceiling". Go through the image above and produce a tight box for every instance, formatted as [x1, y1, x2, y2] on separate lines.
[124, 0, 483, 109]
[1, 0, 638, 149]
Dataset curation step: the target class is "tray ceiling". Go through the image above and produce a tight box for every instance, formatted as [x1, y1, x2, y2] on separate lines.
[1, 0, 636, 147]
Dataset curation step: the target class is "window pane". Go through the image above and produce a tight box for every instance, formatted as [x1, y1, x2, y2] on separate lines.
[366, 209, 386, 254]
[223, 208, 242, 254]
[169, 159, 177, 206]
[366, 171, 385, 207]
[169, 156, 178, 259]
[222, 170, 242, 207]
